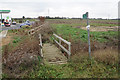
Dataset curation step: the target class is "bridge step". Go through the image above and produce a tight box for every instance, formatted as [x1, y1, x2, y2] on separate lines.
[48, 61, 67, 64]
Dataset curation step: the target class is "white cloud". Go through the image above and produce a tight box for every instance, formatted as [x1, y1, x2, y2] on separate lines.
[0, 0, 119, 19]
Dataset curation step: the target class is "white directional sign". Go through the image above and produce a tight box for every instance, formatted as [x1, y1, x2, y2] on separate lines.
[86, 25, 90, 29]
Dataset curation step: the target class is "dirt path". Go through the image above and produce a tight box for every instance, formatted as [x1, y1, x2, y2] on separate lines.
[0, 36, 12, 46]
[0, 30, 12, 46]
[43, 43, 67, 64]
[0, 30, 8, 38]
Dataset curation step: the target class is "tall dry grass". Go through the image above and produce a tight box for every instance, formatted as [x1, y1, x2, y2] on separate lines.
[58, 34, 118, 65]
[93, 47, 118, 65]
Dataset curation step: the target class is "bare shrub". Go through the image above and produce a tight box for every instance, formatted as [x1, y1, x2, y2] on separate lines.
[36, 22, 53, 43]
[32, 21, 42, 28]
[38, 16, 45, 23]
[2, 36, 40, 77]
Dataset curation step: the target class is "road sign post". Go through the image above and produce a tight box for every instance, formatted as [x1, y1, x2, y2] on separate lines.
[1, 13, 2, 27]
[83, 12, 91, 59]
[87, 25, 91, 59]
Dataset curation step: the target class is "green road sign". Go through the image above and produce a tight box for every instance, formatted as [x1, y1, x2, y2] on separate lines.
[83, 12, 88, 19]
[83, 14, 87, 19]
[0, 10, 10, 13]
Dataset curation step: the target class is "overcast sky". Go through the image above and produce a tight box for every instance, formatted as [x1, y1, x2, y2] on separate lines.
[0, 0, 119, 19]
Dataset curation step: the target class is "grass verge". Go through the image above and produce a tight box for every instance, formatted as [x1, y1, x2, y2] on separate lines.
[0, 30, 2, 33]
[51, 24, 118, 43]
[25, 54, 118, 78]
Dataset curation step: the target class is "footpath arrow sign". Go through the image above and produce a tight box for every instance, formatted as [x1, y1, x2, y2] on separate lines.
[83, 12, 88, 19]
[86, 25, 90, 29]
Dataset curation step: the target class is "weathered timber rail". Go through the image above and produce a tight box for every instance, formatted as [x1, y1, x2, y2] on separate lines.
[28, 25, 43, 35]
[39, 34, 43, 57]
[53, 34, 71, 59]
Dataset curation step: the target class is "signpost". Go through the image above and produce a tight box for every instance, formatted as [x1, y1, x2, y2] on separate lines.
[0, 10, 10, 27]
[0, 10, 10, 13]
[83, 12, 91, 59]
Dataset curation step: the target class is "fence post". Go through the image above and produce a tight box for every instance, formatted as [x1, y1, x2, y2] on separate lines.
[39, 34, 43, 58]
[68, 43, 71, 60]
[59, 39, 61, 49]
[68, 34, 71, 60]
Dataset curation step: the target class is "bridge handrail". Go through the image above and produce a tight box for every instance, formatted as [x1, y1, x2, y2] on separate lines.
[53, 34, 71, 58]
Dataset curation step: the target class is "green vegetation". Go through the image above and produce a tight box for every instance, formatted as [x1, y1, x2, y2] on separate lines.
[2, 20, 118, 78]
[15, 19, 36, 23]
[2, 73, 8, 78]
[2, 35, 25, 54]
[51, 24, 118, 43]
[90, 23, 117, 27]
[22, 19, 36, 22]
[12, 36, 21, 43]
[2, 29, 29, 54]
[26, 55, 118, 78]
[0, 30, 2, 33]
